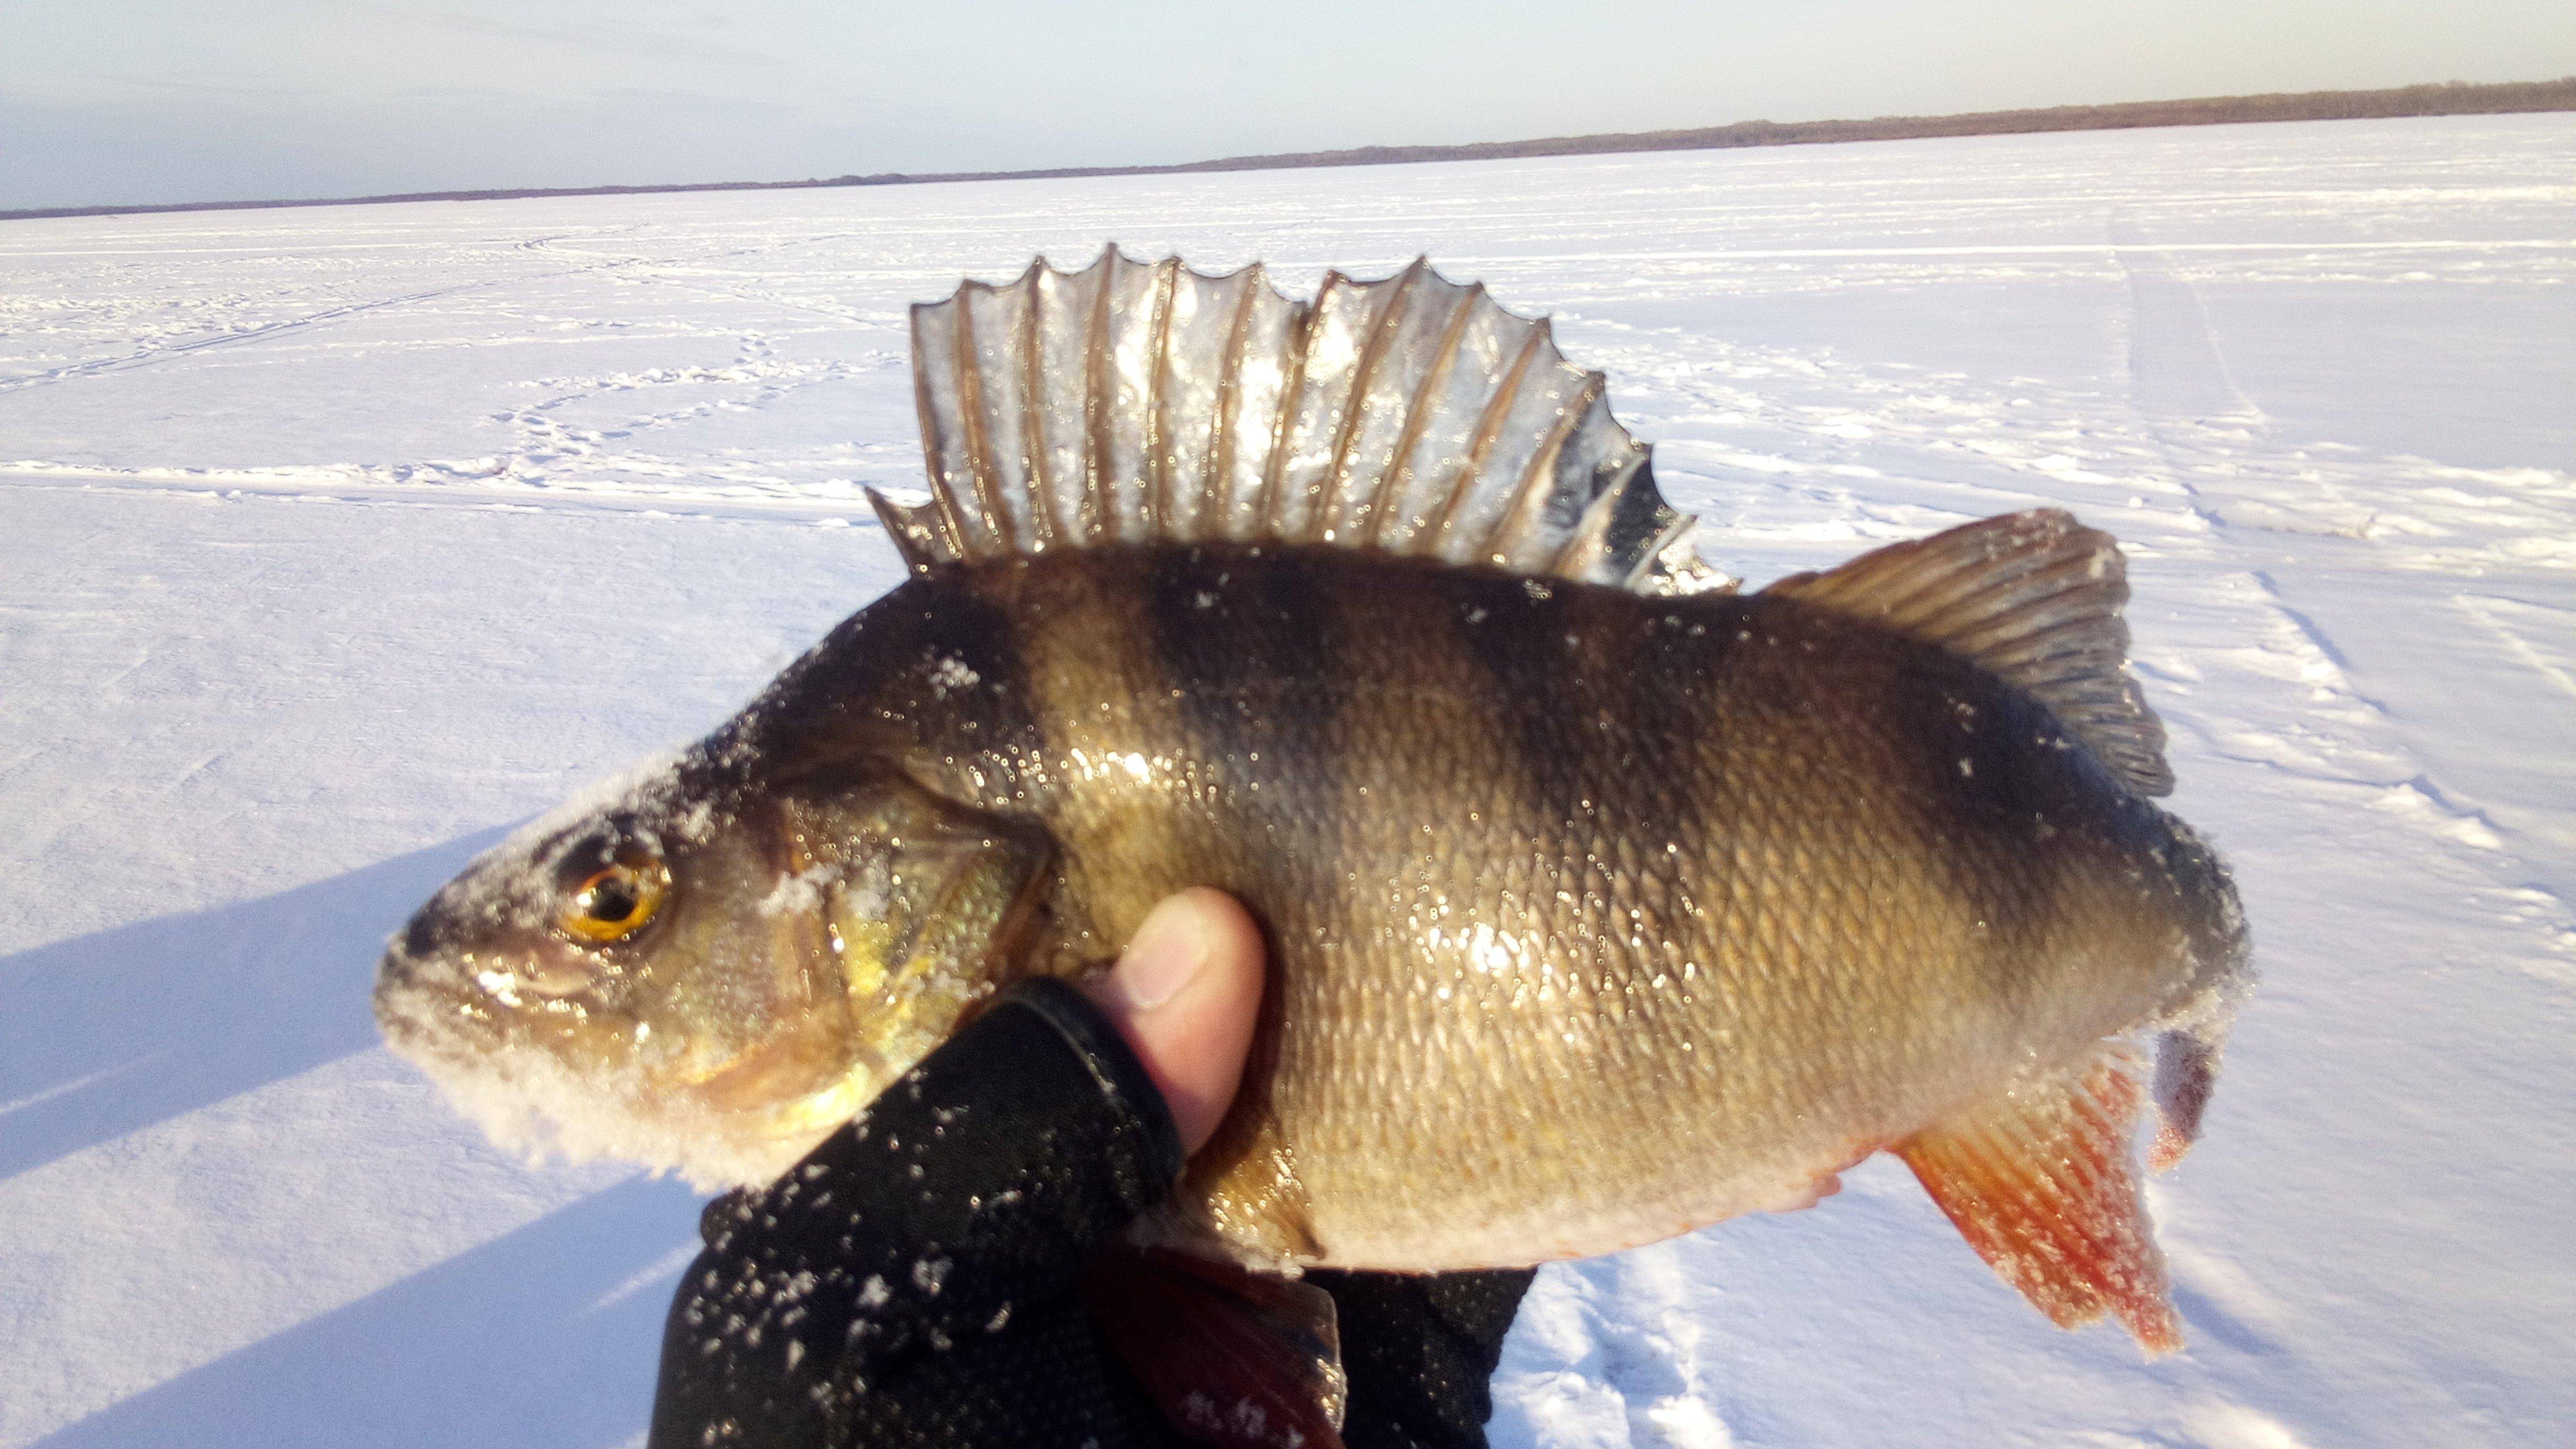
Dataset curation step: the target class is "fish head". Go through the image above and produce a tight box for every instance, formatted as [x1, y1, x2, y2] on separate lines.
[374, 751, 1054, 1187]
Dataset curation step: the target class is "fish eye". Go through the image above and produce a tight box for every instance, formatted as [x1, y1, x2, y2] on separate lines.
[559, 857, 669, 944]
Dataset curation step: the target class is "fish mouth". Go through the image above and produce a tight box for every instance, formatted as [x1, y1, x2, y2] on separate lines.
[703, 1060, 880, 1146]
[674, 1015, 871, 1117]
[374, 937, 848, 1183]
[371, 928, 642, 1103]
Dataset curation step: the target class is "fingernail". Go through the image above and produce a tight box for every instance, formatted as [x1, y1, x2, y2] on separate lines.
[1111, 893, 1213, 1011]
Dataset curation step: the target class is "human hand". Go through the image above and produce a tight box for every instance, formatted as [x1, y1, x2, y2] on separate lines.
[648, 889, 1529, 1449]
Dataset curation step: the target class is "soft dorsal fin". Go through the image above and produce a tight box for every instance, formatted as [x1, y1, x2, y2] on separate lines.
[1764, 509, 2175, 796]
[1897, 1042, 2184, 1356]
[872, 248, 1712, 594]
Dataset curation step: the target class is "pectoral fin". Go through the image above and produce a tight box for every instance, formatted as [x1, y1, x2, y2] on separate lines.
[1896, 1044, 2183, 1355]
[1084, 1242, 1346, 1448]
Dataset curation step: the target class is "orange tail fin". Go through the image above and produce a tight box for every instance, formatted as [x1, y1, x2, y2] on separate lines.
[1897, 1044, 2183, 1355]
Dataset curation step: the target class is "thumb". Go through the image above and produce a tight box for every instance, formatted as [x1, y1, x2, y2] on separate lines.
[1084, 888, 1265, 1155]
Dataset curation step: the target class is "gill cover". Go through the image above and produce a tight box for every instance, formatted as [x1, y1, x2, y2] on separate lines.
[766, 767, 1057, 1126]
[633, 767, 1055, 1185]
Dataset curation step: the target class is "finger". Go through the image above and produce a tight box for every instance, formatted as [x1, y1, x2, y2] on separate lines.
[1085, 888, 1265, 1155]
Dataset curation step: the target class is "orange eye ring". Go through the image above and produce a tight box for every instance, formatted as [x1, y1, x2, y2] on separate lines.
[559, 858, 669, 943]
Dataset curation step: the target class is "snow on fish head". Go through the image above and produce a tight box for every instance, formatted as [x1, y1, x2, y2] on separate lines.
[373, 747, 1057, 1188]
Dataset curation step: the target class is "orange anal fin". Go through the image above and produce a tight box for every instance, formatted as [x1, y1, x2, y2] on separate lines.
[1083, 1242, 1346, 1448]
[1897, 1046, 2184, 1356]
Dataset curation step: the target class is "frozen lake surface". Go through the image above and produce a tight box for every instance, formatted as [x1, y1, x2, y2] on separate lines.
[3, 114, 2571, 1447]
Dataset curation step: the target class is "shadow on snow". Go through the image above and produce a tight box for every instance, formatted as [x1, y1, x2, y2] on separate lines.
[34, 1173, 702, 1449]
[0, 830, 502, 1181]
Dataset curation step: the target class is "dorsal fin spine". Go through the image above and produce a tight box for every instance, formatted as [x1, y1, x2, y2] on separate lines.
[1143, 257, 1181, 538]
[1493, 371, 1605, 570]
[1283, 269, 1354, 543]
[1204, 264, 1265, 542]
[1321, 256, 1426, 538]
[1422, 319, 1545, 555]
[949, 282, 1010, 554]
[1082, 249, 1117, 541]
[1255, 285, 1321, 537]
[1548, 450, 1667, 584]
[1360, 269, 1474, 550]
[1014, 260, 1061, 549]
[905, 303, 971, 560]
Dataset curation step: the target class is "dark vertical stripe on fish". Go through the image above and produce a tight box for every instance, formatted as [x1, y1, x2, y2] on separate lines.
[1143, 548, 1352, 813]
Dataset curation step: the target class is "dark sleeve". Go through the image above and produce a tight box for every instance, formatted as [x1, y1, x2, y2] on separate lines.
[648, 977, 1193, 1449]
[1310, 1268, 1537, 1449]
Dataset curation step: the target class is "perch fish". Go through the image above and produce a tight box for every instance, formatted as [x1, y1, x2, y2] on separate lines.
[375, 251, 2251, 1415]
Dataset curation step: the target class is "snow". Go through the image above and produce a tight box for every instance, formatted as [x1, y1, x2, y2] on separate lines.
[4, 113, 2571, 1447]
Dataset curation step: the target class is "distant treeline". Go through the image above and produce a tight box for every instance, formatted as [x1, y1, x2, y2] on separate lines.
[8, 77, 2570, 223]
[1165, 77, 2576, 172]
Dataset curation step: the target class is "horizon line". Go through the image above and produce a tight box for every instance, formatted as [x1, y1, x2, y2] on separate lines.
[6, 75, 2571, 225]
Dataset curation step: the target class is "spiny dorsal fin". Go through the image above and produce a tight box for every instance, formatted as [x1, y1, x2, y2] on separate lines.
[1764, 509, 2175, 796]
[871, 247, 1709, 594]
[1897, 1042, 2183, 1356]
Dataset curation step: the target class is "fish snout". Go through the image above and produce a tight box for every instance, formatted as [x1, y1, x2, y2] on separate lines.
[373, 905, 452, 1011]
[399, 906, 445, 964]
[373, 901, 610, 1056]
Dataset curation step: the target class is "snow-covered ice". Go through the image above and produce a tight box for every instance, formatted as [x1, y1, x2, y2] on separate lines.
[4, 114, 2571, 1447]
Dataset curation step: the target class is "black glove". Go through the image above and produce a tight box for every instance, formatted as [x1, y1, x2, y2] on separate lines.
[648, 977, 1532, 1449]
[1308, 1266, 1535, 1449]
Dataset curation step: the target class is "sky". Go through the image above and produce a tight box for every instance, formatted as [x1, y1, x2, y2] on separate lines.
[3, 0, 2573, 211]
